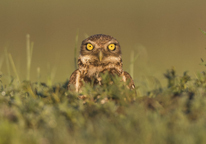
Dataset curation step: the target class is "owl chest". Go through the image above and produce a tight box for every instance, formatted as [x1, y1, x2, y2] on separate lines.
[87, 66, 102, 75]
[78, 66, 102, 85]
[80, 65, 122, 85]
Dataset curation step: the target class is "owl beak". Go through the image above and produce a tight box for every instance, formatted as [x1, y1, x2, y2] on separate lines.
[98, 51, 103, 62]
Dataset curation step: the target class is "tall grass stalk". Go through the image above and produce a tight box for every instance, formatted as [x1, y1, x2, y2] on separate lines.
[130, 50, 134, 79]
[26, 34, 33, 81]
[50, 67, 57, 86]
[37, 67, 40, 86]
[129, 50, 139, 79]
[37, 67, 41, 92]
[8, 53, 20, 82]
[47, 64, 57, 87]
[74, 30, 79, 70]
[4, 48, 11, 83]
[0, 55, 4, 70]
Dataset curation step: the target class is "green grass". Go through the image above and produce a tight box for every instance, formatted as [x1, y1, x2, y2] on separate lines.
[0, 34, 206, 144]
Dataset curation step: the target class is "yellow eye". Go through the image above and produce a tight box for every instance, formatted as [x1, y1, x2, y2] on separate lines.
[108, 44, 116, 51]
[86, 43, 94, 51]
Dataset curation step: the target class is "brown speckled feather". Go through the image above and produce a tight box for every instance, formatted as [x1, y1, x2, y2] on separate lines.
[122, 71, 135, 89]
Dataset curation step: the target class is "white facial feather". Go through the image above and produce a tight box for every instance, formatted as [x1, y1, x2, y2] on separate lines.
[79, 55, 121, 64]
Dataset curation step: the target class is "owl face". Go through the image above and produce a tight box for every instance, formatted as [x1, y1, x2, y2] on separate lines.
[79, 34, 122, 65]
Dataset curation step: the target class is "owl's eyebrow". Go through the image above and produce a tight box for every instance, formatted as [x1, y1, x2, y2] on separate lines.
[83, 40, 93, 45]
[107, 41, 118, 45]
[84, 42, 91, 45]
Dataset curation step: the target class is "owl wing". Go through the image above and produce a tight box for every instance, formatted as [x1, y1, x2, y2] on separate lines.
[122, 71, 135, 89]
[68, 69, 81, 92]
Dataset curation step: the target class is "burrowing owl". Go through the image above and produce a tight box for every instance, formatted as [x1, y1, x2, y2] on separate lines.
[68, 34, 135, 92]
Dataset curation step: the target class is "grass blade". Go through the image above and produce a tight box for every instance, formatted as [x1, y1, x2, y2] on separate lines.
[8, 53, 20, 82]
[74, 29, 79, 70]
[26, 34, 31, 81]
[4, 48, 11, 83]
[0, 54, 4, 70]
[200, 28, 206, 35]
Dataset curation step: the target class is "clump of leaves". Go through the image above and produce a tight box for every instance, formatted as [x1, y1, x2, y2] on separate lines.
[164, 68, 191, 96]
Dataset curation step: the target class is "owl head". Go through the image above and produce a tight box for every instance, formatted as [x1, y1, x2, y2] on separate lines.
[79, 34, 122, 66]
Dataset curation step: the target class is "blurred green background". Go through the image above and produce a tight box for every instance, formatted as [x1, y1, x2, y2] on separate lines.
[0, 0, 206, 86]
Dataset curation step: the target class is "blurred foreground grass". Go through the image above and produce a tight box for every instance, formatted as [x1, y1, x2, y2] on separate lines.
[1, 68, 206, 144]
[1, 33, 206, 144]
